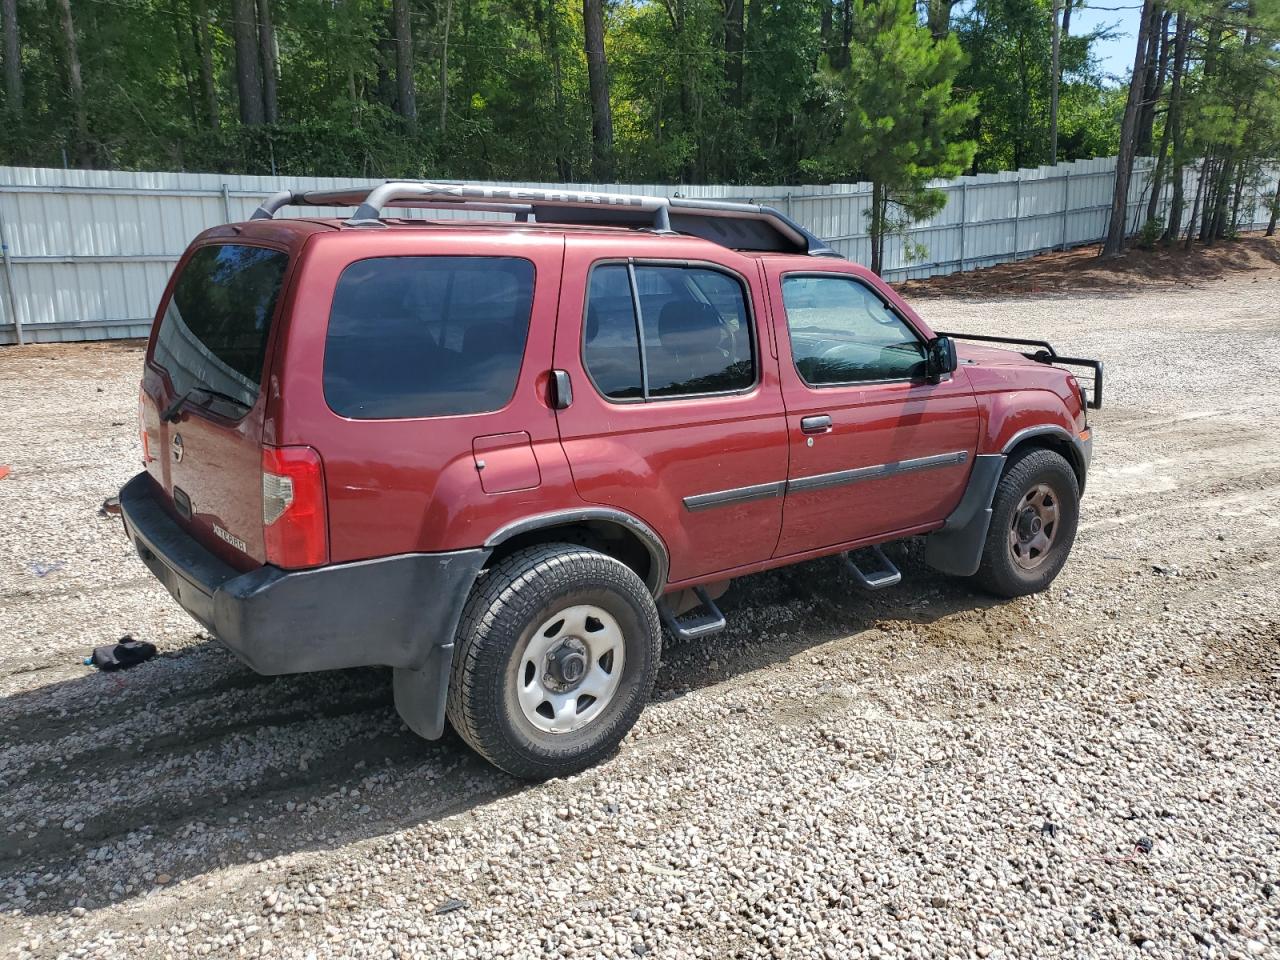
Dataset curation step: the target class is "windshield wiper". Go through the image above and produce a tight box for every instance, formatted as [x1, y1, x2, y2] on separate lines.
[161, 386, 249, 422]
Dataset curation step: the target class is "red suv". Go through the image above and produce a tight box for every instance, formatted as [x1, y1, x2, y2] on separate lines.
[120, 182, 1101, 779]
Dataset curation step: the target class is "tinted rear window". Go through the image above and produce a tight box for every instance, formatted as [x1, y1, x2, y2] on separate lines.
[324, 257, 535, 419]
[153, 244, 290, 410]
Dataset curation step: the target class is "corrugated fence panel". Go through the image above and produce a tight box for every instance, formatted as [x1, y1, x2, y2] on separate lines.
[1, 158, 1277, 343]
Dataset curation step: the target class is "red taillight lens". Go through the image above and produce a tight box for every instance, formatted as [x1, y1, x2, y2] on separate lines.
[261, 445, 328, 569]
[138, 387, 153, 464]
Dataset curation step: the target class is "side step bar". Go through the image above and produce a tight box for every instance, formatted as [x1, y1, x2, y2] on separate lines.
[841, 545, 902, 590]
[659, 586, 727, 640]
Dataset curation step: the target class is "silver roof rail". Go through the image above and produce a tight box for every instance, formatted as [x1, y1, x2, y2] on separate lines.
[249, 181, 838, 257]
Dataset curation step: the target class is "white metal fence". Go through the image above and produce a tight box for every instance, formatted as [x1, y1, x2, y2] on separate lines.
[1, 157, 1276, 344]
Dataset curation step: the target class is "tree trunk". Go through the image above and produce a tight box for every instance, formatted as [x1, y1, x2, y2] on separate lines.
[1049, 0, 1061, 163]
[392, 0, 416, 134]
[2, 0, 21, 117]
[1144, 12, 1176, 227]
[870, 181, 885, 276]
[1207, 155, 1234, 244]
[1266, 176, 1279, 236]
[1160, 13, 1189, 243]
[191, 0, 219, 129]
[1101, 0, 1155, 256]
[583, 0, 613, 179]
[56, 0, 92, 166]
[232, 0, 264, 125]
[1228, 162, 1247, 235]
[171, 0, 200, 127]
[1185, 156, 1209, 249]
[723, 0, 743, 107]
[926, 0, 953, 39]
[1135, 7, 1168, 157]
[257, 0, 279, 123]
[439, 0, 451, 134]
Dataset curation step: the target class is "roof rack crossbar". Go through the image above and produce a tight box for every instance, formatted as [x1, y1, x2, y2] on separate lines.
[248, 181, 837, 257]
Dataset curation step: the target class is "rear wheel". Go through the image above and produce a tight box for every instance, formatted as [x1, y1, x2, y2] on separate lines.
[970, 448, 1079, 598]
[446, 543, 661, 780]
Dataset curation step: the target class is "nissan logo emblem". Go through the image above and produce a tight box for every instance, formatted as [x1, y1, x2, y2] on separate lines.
[171, 432, 184, 463]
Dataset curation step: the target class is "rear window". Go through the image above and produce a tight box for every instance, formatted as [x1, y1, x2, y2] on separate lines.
[153, 244, 290, 410]
[324, 256, 535, 419]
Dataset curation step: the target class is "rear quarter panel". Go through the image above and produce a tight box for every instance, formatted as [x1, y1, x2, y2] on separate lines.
[271, 229, 585, 564]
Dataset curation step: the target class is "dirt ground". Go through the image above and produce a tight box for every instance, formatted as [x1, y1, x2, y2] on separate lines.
[1, 238, 1278, 959]
[895, 232, 1280, 297]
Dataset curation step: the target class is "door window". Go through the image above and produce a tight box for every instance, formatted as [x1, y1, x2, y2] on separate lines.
[582, 263, 754, 401]
[781, 275, 926, 385]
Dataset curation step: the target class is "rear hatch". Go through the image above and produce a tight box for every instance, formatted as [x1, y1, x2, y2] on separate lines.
[140, 241, 292, 570]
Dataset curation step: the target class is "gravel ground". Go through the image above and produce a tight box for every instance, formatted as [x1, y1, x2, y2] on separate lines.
[1, 258, 1279, 959]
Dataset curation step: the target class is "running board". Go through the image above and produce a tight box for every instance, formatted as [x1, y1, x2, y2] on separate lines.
[841, 545, 902, 590]
[659, 586, 727, 640]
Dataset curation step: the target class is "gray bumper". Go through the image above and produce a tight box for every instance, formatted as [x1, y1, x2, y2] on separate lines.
[120, 472, 488, 737]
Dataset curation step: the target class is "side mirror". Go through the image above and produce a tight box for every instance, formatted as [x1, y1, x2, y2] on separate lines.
[926, 336, 958, 384]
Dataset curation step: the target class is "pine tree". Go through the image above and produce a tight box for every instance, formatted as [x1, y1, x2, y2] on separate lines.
[830, 0, 976, 275]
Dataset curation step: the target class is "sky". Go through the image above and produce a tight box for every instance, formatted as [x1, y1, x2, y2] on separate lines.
[1070, 2, 1145, 82]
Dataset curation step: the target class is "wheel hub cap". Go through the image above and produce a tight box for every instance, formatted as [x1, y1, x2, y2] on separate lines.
[518, 604, 626, 734]
[1009, 482, 1060, 570]
[545, 638, 589, 691]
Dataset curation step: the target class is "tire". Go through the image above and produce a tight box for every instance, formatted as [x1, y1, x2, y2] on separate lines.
[970, 448, 1080, 598]
[445, 543, 662, 780]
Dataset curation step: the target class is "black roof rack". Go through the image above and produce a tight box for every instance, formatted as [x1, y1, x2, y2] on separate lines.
[249, 180, 838, 257]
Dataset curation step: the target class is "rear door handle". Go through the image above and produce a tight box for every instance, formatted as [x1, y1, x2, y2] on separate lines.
[800, 414, 832, 434]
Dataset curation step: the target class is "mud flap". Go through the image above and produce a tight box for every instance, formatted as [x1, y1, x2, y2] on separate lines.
[393, 642, 457, 740]
[924, 453, 1006, 577]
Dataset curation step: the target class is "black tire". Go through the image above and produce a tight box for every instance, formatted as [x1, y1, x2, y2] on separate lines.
[445, 543, 662, 780]
[970, 447, 1080, 598]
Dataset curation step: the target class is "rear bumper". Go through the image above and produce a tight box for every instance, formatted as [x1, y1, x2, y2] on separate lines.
[119, 471, 487, 681]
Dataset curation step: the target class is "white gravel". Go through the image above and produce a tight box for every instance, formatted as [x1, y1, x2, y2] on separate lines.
[1, 272, 1279, 960]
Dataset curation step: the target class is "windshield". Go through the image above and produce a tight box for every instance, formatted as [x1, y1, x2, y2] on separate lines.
[152, 244, 290, 411]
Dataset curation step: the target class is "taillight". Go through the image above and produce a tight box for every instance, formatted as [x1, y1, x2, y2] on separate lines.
[261, 445, 328, 569]
[138, 387, 153, 464]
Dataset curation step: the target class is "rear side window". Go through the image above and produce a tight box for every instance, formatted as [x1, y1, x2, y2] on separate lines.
[153, 244, 290, 410]
[582, 263, 754, 401]
[324, 257, 535, 419]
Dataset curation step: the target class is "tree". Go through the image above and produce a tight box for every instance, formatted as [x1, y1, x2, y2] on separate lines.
[583, 0, 613, 179]
[190, 0, 219, 129]
[392, 0, 416, 134]
[1101, 0, 1156, 256]
[2, 0, 20, 117]
[233, 0, 264, 125]
[55, 0, 91, 165]
[829, 0, 976, 274]
[258, 0, 279, 124]
[925, 0, 956, 38]
[1159, 12, 1190, 242]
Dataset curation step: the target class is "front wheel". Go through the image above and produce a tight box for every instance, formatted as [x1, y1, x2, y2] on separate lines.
[970, 448, 1080, 598]
[446, 543, 661, 780]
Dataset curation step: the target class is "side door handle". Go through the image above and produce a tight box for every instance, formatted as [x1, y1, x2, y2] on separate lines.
[800, 414, 832, 435]
[550, 369, 573, 410]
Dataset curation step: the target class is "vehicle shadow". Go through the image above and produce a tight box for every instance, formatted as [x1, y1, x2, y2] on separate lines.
[0, 540, 1005, 918]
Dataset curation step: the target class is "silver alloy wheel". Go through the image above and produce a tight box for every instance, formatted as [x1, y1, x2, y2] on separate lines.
[1008, 482, 1059, 570]
[518, 604, 626, 734]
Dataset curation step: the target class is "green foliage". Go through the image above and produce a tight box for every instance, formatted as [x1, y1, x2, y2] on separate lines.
[821, 0, 975, 271]
[0, 0, 1273, 194]
[954, 0, 1117, 169]
[1136, 214, 1164, 248]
